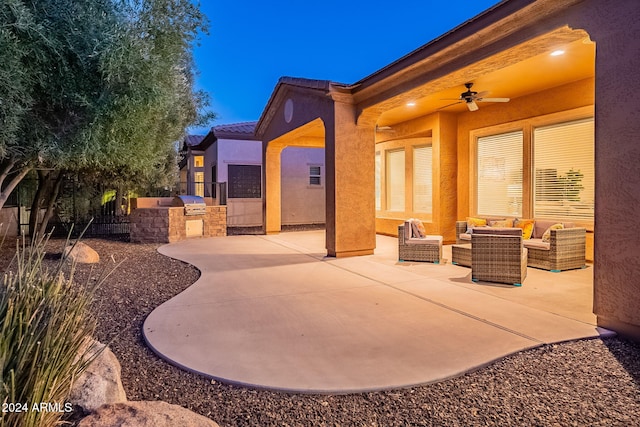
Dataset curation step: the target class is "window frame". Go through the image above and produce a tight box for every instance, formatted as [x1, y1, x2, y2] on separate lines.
[469, 106, 594, 228]
[193, 155, 204, 168]
[309, 165, 322, 186]
[227, 164, 262, 199]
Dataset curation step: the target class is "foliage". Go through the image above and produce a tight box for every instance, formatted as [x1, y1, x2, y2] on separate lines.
[0, 235, 102, 427]
[0, 0, 214, 229]
[558, 169, 584, 201]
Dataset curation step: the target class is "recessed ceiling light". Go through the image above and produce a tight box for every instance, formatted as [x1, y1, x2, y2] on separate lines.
[550, 50, 565, 56]
[406, 102, 416, 107]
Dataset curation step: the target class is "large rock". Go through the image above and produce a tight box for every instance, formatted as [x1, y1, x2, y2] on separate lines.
[64, 242, 100, 264]
[77, 401, 220, 427]
[68, 338, 127, 412]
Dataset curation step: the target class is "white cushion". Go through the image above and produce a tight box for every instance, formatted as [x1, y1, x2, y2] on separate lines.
[406, 235, 442, 245]
[524, 238, 550, 250]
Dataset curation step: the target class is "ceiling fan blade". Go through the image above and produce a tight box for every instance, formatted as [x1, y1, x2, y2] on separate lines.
[467, 100, 479, 111]
[437, 101, 463, 110]
[474, 91, 490, 99]
[477, 97, 510, 103]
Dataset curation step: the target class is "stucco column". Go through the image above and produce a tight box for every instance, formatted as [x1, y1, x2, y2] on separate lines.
[585, 0, 640, 340]
[264, 144, 283, 234]
[325, 100, 376, 257]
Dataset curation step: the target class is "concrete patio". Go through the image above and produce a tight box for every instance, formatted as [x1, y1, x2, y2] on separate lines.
[143, 231, 611, 394]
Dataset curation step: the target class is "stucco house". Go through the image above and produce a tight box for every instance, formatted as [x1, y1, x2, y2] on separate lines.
[180, 122, 325, 230]
[255, 0, 640, 339]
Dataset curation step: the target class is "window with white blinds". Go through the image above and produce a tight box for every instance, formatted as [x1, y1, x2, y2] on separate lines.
[375, 152, 381, 210]
[476, 131, 523, 217]
[533, 118, 594, 220]
[386, 149, 405, 211]
[413, 146, 432, 213]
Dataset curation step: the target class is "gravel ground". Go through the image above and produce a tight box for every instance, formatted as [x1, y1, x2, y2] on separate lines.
[3, 237, 640, 426]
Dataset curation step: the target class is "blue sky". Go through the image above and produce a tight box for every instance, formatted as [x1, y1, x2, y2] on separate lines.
[191, 0, 502, 133]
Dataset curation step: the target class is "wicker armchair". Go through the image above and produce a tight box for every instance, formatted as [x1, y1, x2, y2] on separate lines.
[471, 233, 527, 286]
[398, 224, 442, 263]
[525, 227, 586, 272]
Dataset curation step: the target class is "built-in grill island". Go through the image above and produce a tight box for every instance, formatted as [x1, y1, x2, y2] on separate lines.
[130, 196, 227, 243]
[172, 195, 207, 216]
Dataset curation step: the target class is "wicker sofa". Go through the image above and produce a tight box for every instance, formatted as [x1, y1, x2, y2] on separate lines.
[456, 218, 586, 272]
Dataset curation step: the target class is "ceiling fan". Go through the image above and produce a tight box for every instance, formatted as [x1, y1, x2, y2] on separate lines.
[439, 82, 510, 111]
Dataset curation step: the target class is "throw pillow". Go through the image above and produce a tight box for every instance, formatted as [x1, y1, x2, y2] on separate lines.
[489, 219, 514, 228]
[409, 219, 426, 238]
[514, 219, 535, 239]
[414, 219, 427, 238]
[542, 223, 564, 242]
[466, 217, 487, 233]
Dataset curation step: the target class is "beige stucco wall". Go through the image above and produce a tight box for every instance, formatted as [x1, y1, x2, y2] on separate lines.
[281, 147, 325, 225]
[374, 112, 458, 243]
[576, 0, 640, 340]
[260, 84, 375, 257]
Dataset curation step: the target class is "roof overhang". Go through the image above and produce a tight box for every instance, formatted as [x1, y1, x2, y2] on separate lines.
[255, 77, 338, 139]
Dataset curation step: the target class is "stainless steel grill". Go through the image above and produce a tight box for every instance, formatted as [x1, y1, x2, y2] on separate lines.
[172, 195, 207, 216]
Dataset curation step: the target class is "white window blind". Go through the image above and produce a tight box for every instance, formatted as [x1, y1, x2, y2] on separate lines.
[413, 146, 432, 213]
[386, 149, 405, 211]
[375, 152, 381, 210]
[476, 131, 523, 217]
[533, 118, 594, 221]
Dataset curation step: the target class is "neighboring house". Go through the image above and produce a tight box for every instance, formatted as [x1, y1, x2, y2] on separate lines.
[180, 122, 325, 229]
[254, 0, 640, 339]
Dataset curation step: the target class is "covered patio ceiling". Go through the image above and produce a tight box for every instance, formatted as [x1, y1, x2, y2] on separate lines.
[369, 27, 595, 128]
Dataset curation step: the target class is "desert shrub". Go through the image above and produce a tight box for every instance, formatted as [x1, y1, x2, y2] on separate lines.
[0, 236, 100, 427]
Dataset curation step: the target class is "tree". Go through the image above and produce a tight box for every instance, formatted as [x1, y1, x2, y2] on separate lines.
[0, 0, 213, 236]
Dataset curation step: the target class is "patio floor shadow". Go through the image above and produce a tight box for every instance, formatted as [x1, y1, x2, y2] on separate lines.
[143, 231, 611, 393]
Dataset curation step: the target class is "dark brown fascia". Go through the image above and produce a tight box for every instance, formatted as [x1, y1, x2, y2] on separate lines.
[213, 130, 257, 141]
[194, 129, 217, 151]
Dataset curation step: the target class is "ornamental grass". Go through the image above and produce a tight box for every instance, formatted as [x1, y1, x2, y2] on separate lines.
[0, 234, 107, 427]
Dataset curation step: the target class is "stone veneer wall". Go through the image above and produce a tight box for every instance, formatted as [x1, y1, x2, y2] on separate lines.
[130, 206, 227, 243]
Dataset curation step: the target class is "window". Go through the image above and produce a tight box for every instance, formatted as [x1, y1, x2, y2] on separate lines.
[309, 166, 321, 185]
[228, 165, 261, 198]
[386, 149, 405, 211]
[194, 172, 204, 197]
[194, 155, 204, 168]
[533, 118, 594, 220]
[375, 152, 381, 210]
[413, 146, 432, 213]
[476, 131, 523, 217]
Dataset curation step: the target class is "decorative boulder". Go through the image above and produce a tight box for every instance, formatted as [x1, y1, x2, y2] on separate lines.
[68, 338, 127, 412]
[77, 401, 220, 427]
[64, 242, 100, 264]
